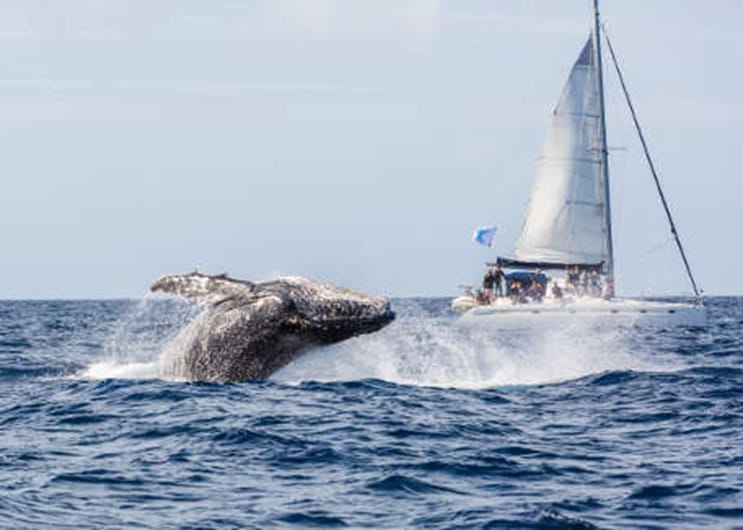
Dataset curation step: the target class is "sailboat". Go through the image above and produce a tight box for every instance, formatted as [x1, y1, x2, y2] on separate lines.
[453, 0, 707, 328]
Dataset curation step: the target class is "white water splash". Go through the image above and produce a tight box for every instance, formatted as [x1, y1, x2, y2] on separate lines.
[81, 360, 159, 380]
[81, 296, 664, 388]
[79, 295, 203, 381]
[273, 309, 663, 389]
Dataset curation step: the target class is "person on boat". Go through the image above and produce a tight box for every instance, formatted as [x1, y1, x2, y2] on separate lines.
[602, 280, 614, 300]
[589, 270, 601, 297]
[567, 266, 580, 294]
[493, 265, 505, 298]
[509, 280, 523, 304]
[527, 279, 544, 303]
[476, 289, 489, 304]
[482, 268, 495, 303]
[527, 268, 545, 302]
[580, 270, 589, 296]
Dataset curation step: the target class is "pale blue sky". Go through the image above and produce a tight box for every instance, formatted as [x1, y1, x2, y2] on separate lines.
[0, 0, 740, 298]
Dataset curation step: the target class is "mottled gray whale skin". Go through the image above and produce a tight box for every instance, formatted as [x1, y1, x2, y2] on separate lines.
[151, 272, 395, 382]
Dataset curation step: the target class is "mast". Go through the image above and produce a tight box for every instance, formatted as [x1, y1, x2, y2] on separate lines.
[592, 0, 615, 296]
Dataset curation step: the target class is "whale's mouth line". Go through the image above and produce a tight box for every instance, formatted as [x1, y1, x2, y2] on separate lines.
[303, 313, 395, 328]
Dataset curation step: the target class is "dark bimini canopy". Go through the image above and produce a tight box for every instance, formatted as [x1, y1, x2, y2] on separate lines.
[491, 257, 605, 272]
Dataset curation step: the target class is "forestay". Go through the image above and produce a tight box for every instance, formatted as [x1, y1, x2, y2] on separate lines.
[514, 37, 609, 266]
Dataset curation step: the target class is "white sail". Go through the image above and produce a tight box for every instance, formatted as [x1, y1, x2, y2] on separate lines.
[514, 37, 609, 266]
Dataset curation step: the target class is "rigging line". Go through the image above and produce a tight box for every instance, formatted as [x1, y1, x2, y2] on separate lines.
[600, 22, 703, 304]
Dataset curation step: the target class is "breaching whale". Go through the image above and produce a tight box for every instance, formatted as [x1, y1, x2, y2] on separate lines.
[150, 272, 395, 382]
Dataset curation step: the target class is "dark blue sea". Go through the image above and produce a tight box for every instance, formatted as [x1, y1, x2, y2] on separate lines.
[0, 296, 740, 529]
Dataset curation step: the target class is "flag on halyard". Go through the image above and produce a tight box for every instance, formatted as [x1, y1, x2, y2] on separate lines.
[472, 226, 497, 247]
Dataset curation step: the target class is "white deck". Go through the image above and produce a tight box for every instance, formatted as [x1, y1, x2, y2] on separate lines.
[454, 296, 707, 328]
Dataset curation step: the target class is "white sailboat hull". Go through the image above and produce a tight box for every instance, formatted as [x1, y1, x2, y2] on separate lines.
[455, 297, 707, 329]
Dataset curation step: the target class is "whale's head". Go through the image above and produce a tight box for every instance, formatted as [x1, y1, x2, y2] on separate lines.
[270, 276, 395, 343]
[151, 272, 395, 348]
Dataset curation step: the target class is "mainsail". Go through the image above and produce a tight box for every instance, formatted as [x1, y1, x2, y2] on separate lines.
[513, 37, 610, 268]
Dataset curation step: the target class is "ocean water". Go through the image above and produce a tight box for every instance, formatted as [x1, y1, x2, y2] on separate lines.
[0, 296, 741, 529]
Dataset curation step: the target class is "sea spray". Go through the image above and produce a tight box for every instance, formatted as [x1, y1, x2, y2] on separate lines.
[82, 295, 663, 387]
[156, 310, 211, 381]
[274, 300, 662, 388]
[81, 294, 204, 380]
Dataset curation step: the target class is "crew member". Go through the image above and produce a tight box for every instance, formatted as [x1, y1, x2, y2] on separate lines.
[589, 270, 601, 297]
[567, 266, 580, 294]
[509, 280, 523, 304]
[602, 280, 614, 300]
[529, 268, 545, 302]
[482, 268, 495, 303]
[494, 265, 505, 298]
[527, 279, 544, 303]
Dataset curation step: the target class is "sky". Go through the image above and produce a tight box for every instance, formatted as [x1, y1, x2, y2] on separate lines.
[0, 0, 741, 299]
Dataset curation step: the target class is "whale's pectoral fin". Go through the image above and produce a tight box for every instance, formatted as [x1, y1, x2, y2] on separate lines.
[150, 272, 255, 305]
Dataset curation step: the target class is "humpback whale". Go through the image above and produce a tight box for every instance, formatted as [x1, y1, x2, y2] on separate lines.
[151, 272, 395, 382]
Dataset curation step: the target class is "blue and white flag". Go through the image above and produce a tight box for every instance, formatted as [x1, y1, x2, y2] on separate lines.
[472, 225, 497, 247]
